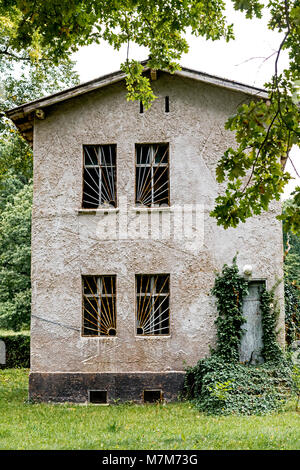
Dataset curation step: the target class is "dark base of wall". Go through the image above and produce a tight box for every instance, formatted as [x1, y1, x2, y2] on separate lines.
[29, 372, 186, 403]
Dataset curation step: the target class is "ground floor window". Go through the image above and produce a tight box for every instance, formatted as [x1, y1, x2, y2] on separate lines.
[82, 275, 116, 336]
[136, 274, 170, 335]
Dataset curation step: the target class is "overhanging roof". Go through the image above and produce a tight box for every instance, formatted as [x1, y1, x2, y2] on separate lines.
[6, 61, 268, 145]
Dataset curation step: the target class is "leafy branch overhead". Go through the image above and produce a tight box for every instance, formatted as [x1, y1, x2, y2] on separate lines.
[1, 0, 299, 232]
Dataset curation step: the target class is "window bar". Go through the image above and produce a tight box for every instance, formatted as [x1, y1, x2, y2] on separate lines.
[141, 180, 169, 206]
[137, 146, 169, 206]
[137, 275, 169, 335]
[83, 165, 105, 204]
[83, 178, 109, 206]
[83, 190, 106, 205]
[137, 275, 151, 329]
[111, 276, 116, 329]
[84, 146, 116, 207]
[99, 146, 115, 203]
[136, 145, 151, 202]
[83, 276, 116, 336]
[142, 306, 170, 334]
[83, 311, 110, 336]
[85, 280, 108, 328]
[136, 145, 167, 203]
[84, 147, 112, 204]
[108, 145, 116, 202]
[95, 277, 114, 332]
[138, 275, 159, 328]
[83, 302, 110, 336]
[89, 147, 114, 203]
[137, 274, 144, 328]
[136, 145, 162, 202]
[142, 295, 169, 331]
[138, 157, 168, 204]
[101, 275, 115, 334]
[136, 146, 156, 202]
[85, 277, 111, 331]
[140, 275, 169, 327]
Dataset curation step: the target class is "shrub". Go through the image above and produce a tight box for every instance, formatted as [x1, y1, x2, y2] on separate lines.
[184, 355, 293, 415]
[284, 280, 300, 347]
[0, 332, 30, 368]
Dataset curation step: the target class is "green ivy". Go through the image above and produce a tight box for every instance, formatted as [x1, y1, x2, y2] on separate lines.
[284, 280, 300, 347]
[260, 284, 284, 363]
[211, 256, 249, 362]
[184, 258, 294, 415]
[184, 355, 293, 416]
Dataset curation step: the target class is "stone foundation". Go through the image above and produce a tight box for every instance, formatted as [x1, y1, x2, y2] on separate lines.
[29, 372, 186, 403]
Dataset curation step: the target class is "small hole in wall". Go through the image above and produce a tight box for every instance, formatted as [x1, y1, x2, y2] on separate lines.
[165, 96, 169, 113]
[140, 101, 144, 114]
[89, 390, 107, 404]
[143, 390, 163, 403]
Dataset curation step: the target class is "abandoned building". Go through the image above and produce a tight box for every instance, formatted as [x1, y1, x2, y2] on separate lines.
[6, 63, 285, 403]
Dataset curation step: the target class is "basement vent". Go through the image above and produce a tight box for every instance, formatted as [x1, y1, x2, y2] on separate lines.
[143, 390, 162, 403]
[89, 390, 107, 404]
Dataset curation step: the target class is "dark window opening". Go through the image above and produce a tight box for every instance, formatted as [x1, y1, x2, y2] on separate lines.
[82, 144, 117, 208]
[143, 390, 162, 403]
[82, 275, 116, 337]
[89, 390, 107, 404]
[136, 274, 170, 336]
[135, 144, 169, 207]
[165, 96, 169, 113]
[140, 101, 144, 114]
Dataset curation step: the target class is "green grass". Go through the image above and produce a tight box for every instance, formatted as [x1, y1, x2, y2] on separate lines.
[0, 369, 299, 450]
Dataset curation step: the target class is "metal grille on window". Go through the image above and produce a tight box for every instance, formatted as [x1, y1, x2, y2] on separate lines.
[136, 274, 170, 335]
[82, 275, 116, 336]
[82, 145, 117, 208]
[135, 144, 169, 207]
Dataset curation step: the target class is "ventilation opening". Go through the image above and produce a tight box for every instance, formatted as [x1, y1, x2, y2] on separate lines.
[165, 96, 169, 113]
[143, 389, 162, 403]
[89, 390, 107, 404]
[140, 101, 144, 114]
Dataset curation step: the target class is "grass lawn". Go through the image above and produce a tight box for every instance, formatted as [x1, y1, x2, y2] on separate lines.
[0, 368, 299, 450]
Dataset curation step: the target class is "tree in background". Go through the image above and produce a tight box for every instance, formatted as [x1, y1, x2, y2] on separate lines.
[283, 200, 300, 345]
[0, 183, 31, 330]
[0, 8, 79, 330]
[1, 0, 298, 233]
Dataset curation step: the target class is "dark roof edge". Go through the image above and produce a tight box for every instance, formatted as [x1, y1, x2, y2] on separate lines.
[6, 61, 268, 120]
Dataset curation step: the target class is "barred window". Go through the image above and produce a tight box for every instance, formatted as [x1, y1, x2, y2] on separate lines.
[135, 144, 169, 207]
[82, 275, 116, 336]
[136, 274, 170, 335]
[82, 145, 117, 208]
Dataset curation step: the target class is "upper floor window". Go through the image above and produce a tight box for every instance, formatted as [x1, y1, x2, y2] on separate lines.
[82, 145, 117, 208]
[135, 144, 169, 207]
[136, 274, 170, 336]
[82, 275, 116, 336]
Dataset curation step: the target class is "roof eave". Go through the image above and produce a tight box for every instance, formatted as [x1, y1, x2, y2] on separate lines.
[5, 64, 268, 145]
